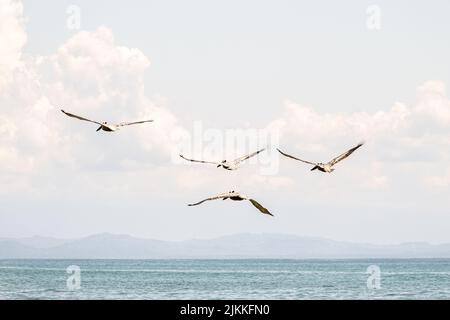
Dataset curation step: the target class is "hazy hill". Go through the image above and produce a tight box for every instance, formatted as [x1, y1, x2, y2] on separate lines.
[0, 233, 449, 259]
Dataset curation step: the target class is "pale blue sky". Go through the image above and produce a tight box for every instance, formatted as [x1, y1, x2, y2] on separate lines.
[23, 0, 450, 124]
[1, 0, 449, 244]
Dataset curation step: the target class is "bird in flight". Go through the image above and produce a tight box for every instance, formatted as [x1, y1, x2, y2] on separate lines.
[61, 109, 153, 132]
[277, 142, 364, 173]
[180, 148, 266, 171]
[188, 191, 273, 216]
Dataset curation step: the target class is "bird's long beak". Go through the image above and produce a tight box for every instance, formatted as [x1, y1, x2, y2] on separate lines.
[96, 125, 102, 132]
[217, 164, 221, 168]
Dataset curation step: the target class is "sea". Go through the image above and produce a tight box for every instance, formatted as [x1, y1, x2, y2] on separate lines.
[0, 259, 449, 300]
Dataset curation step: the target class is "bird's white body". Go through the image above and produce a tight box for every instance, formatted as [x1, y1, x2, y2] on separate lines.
[277, 143, 364, 174]
[99, 123, 119, 132]
[218, 160, 239, 171]
[180, 148, 266, 171]
[314, 163, 334, 173]
[221, 191, 248, 201]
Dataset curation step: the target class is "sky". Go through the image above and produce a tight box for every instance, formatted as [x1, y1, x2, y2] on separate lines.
[0, 0, 449, 244]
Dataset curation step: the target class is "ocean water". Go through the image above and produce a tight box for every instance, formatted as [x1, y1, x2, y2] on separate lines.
[0, 259, 449, 300]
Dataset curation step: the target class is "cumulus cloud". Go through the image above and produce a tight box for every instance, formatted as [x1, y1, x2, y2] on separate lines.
[0, 0, 191, 200]
[40, 26, 150, 106]
[267, 80, 450, 191]
[0, 0, 27, 90]
[40, 26, 189, 163]
[415, 81, 450, 125]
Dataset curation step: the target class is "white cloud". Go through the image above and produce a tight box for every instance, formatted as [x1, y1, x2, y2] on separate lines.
[267, 80, 450, 190]
[42, 26, 150, 103]
[425, 168, 450, 188]
[37, 26, 188, 164]
[0, 0, 187, 185]
[415, 81, 450, 125]
[0, 0, 27, 90]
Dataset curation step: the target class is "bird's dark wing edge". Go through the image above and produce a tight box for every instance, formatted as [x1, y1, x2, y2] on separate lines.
[249, 199, 273, 216]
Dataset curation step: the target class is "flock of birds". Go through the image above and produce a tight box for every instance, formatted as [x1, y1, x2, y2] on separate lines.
[61, 109, 365, 217]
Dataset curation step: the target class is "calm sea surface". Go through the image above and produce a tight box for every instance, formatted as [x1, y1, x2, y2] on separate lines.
[0, 259, 449, 300]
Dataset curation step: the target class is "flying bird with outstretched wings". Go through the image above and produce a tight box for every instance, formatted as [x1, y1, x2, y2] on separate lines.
[61, 109, 153, 132]
[188, 191, 273, 216]
[277, 142, 364, 173]
[180, 148, 266, 171]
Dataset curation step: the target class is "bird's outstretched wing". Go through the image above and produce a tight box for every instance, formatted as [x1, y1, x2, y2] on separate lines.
[277, 148, 317, 166]
[327, 142, 364, 167]
[118, 120, 154, 127]
[180, 154, 220, 166]
[249, 199, 273, 216]
[188, 193, 231, 206]
[61, 110, 102, 125]
[233, 148, 266, 164]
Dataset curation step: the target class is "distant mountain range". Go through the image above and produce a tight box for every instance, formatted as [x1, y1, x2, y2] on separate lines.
[0, 233, 449, 259]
